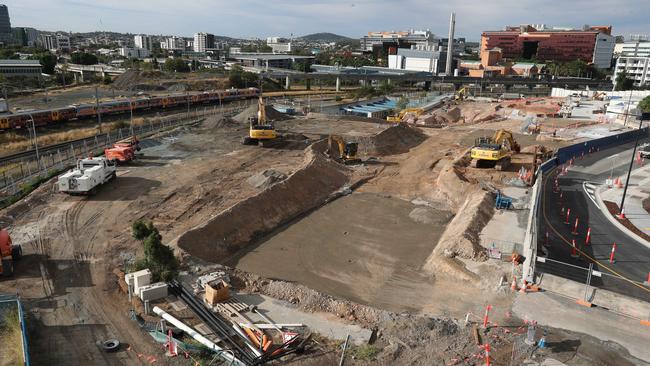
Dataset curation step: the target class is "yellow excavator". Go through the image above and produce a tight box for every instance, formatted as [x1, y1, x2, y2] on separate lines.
[242, 97, 280, 147]
[455, 87, 468, 102]
[386, 108, 424, 123]
[470, 129, 520, 171]
[327, 135, 361, 164]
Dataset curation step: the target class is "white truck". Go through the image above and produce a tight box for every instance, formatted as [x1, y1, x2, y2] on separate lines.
[58, 157, 117, 195]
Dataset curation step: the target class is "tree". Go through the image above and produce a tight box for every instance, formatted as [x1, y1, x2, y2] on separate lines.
[151, 57, 159, 70]
[164, 58, 190, 72]
[639, 96, 650, 113]
[70, 52, 98, 65]
[36, 53, 57, 74]
[615, 70, 635, 91]
[131, 220, 179, 282]
[228, 64, 259, 88]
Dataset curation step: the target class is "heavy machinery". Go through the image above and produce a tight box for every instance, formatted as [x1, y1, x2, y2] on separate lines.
[58, 157, 117, 195]
[470, 129, 520, 171]
[455, 87, 468, 102]
[326, 135, 361, 165]
[0, 228, 22, 276]
[386, 108, 424, 123]
[105, 135, 140, 164]
[242, 97, 280, 147]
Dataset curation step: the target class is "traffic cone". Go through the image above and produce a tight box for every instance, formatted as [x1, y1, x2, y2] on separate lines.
[519, 280, 527, 293]
[571, 239, 579, 258]
[511, 276, 517, 291]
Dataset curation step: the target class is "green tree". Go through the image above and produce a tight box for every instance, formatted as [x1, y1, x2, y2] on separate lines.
[36, 53, 57, 74]
[228, 64, 259, 88]
[131, 221, 179, 282]
[151, 57, 159, 70]
[615, 70, 635, 91]
[639, 96, 650, 113]
[164, 58, 190, 72]
[70, 52, 98, 65]
[103, 74, 112, 84]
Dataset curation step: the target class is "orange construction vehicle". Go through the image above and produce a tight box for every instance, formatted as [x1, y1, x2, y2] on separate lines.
[0, 228, 21, 276]
[105, 136, 140, 164]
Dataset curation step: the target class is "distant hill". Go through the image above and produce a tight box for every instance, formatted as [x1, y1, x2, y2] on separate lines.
[298, 33, 353, 42]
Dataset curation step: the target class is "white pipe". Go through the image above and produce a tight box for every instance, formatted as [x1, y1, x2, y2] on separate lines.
[153, 306, 246, 366]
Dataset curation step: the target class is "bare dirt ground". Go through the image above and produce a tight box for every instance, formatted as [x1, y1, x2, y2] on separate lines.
[0, 99, 643, 365]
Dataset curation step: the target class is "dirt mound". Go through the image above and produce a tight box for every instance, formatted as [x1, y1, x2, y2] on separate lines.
[357, 123, 427, 156]
[175, 149, 350, 262]
[112, 69, 141, 90]
[233, 104, 291, 124]
[247, 169, 287, 189]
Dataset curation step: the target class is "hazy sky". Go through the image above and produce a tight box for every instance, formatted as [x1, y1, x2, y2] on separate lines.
[5, 0, 649, 40]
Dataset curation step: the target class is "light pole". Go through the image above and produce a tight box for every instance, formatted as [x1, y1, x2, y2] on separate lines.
[618, 113, 647, 218]
[28, 114, 41, 171]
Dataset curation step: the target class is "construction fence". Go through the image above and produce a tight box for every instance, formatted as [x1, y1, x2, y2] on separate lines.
[522, 126, 650, 293]
[0, 103, 250, 208]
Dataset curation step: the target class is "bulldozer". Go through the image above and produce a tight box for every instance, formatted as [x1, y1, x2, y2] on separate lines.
[0, 228, 21, 277]
[386, 108, 424, 123]
[326, 135, 361, 165]
[242, 97, 280, 147]
[470, 129, 520, 171]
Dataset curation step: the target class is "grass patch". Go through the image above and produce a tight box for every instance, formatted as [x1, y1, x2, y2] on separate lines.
[0, 308, 24, 366]
[351, 344, 380, 361]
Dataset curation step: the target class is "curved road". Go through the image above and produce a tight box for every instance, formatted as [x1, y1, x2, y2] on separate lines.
[538, 136, 650, 302]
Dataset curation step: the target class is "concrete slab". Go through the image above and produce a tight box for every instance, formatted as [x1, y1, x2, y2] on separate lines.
[235, 292, 372, 345]
[513, 291, 650, 362]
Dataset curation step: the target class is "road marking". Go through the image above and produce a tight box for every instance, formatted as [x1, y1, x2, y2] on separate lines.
[582, 182, 599, 208]
[605, 154, 620, 160]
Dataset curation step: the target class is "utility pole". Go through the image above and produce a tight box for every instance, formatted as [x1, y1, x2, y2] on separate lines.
[95, 86, 103, 133]
[618, 113, 646, 218]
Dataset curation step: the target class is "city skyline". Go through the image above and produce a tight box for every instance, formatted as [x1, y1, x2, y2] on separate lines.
[5, 0, 649, 41]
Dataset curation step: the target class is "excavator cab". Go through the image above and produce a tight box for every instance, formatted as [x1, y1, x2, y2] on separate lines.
[327, 135, 361, 165]
[470, 129, 519, 171]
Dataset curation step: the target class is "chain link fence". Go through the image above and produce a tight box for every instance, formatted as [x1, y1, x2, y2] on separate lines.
[0, 102, 250, 207]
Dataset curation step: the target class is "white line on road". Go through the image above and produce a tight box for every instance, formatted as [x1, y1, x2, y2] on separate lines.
[582, 181, 599, 208]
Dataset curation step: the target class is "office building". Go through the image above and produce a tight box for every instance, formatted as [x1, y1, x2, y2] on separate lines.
[617, 37, 650, 57]
[119, 47, 151, 59]
[481, 24, 615, 68]
[361, 30, 437, 52]
[41, 33, 70, 52]
[388, 48, 448, 73]
[0, 5, 12, 45]
[194, 32, 215, 52]
[134, 34, 152, 50]
[613, 56, 649, 87]
[267, 37, 292, 53]
[161, 36, 184, 50]
[0, 59, 42, 77]
[11, 27, 26, 46]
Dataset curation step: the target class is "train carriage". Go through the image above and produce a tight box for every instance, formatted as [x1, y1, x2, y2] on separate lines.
[51, 107, 77, 122]
[75, 104, 97, 119]
[132, 98, 150, 110]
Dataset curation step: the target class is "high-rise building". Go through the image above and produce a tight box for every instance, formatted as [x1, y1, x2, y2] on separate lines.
[11, 27, 26, 46]
[134, 34, 152, 50]
[41, 33, 71, 52]
[266, 37, 292, 53]
[481, 24, 615, 69]
[193, 32, 215, 52]
[0, 5, 12, 45]
[161, 36, 184, 50]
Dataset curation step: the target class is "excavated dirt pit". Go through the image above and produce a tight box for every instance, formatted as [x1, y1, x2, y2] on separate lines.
[229, 192, 453, 313]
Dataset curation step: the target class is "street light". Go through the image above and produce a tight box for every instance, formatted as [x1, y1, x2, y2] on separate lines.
[618, 112, 648, 218]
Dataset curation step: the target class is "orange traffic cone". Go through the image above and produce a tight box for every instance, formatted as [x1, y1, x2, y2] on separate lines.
[511, 276, 517, 292]
[519, 280, 527, 293]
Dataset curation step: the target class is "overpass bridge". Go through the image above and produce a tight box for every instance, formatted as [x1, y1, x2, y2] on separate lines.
[252, 65, 611, 92]
[57, 63, 126, 82]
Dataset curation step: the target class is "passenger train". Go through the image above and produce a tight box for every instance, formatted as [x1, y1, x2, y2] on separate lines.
[0, 87, 260, 131]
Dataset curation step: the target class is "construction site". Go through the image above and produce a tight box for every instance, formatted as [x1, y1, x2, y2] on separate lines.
[0, 84, 649, 366]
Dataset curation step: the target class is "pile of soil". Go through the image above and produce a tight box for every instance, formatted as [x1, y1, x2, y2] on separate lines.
[357, 123, 427, 156]
[246, 169, 287, 189]
[176, 149, 350, 262]
[232, 104, 291, 124]
[111, 70, 141, 90]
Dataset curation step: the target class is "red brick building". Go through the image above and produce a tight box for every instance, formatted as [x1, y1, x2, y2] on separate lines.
[480, 25, 614, 68]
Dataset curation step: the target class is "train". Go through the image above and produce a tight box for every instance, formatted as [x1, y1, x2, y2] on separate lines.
[0, 87, 260, 131]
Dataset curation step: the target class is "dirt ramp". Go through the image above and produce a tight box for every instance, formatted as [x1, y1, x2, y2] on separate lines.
[358, 123, 427, 156]
[176, 151, 349, 262]
[233, 104, 290, 124]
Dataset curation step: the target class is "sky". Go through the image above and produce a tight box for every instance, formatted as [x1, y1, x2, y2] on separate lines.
[5, 0, 649, 41]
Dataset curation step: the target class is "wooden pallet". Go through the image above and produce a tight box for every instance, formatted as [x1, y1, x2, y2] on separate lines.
[213, 297, 249, 315]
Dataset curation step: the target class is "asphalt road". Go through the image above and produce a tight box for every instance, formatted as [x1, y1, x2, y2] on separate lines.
[537, 136, 650, 302]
